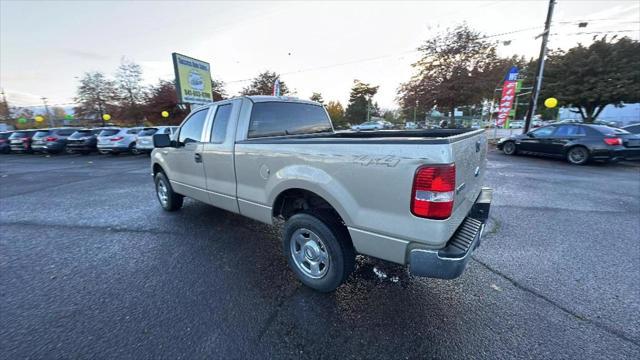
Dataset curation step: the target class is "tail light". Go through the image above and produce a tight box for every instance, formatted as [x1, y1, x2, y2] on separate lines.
[603, 137, 622, 146]
[45, 136, 58, 142]
[411, 164, 456, 220]
[110, 136, 124, 141]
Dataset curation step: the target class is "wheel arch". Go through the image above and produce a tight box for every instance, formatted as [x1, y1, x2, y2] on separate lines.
[272, 187, 351, 226]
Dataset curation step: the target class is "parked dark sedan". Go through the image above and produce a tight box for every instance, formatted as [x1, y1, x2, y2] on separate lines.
[0, 131, 13, 153]
[497, 123, 640, 165]
[31, 127, 80, 154]
[8, 130, 36, 153]
[66, 128, 104, 154]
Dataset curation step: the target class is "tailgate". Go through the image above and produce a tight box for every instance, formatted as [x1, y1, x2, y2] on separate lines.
[449, 130, 487, 211]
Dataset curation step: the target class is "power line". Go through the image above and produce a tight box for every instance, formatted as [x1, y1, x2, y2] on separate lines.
[551, 29, 638, 36]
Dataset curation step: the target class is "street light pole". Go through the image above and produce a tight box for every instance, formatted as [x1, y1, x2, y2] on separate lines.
[524, 0, 556, 134]
[41, 97, 53, 127]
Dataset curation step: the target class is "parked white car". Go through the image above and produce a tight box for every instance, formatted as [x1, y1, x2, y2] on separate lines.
[351, 121, 384, 131]
[136, 126, 178, 154]
[97, 127, 143, 155]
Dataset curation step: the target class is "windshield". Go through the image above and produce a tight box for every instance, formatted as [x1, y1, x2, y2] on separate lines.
[99, 129, 120, 137]
[9, 131, 30, 138]
[69, 130, 93, 139]
[138, 128, 158, 136]
[589, 125, 630, 135]
[34, 130, 51, 137]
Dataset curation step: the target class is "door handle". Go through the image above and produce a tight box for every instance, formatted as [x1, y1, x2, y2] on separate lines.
[194, 153, 202, 163]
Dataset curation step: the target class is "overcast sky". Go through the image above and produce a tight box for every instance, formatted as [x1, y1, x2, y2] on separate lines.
[1, 0, 638, 110]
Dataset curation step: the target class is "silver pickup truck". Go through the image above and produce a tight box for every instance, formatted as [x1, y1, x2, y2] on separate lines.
[151, 96, 492, 292]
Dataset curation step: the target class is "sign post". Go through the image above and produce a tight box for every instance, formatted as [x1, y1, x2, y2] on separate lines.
[172, 53, 213, 106]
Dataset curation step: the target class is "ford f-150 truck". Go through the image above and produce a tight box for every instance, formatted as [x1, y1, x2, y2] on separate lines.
[151, 96, 492, 292]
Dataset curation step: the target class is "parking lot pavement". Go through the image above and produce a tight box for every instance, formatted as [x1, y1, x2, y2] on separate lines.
[1, 151, 639, 359]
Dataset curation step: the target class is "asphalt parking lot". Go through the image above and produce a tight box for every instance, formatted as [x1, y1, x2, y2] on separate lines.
[1, 151, 639, 359]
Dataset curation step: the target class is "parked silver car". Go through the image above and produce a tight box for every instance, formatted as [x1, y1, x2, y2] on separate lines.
[351, 121, 385, 131]
[96, 127, 142, 155]
[135, 126, 177, 154]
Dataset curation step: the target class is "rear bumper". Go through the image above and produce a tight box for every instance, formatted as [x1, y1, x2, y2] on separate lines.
[10, 144, 29, 152]
[67, 143, 95, 152]
[97, 144, 130, 152]
[408, 187, 492, 279]
[591, 147, 640, 161]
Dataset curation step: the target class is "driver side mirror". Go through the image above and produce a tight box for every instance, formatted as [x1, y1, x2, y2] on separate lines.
[153, 133, 172, 148]
[526, 132, 534, 138]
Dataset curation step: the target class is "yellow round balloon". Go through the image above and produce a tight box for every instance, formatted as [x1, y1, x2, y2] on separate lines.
[544, 97, 558, 108]
[161, 111, 169, 118]
[102, 114, 111, 121]
[35, 115, 44, 123]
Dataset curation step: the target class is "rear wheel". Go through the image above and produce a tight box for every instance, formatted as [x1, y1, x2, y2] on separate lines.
[283, 211, 355, 292]
[567, 146, 589, 165]
[502, 141, 517, 155]
[155, 171, 183, 211]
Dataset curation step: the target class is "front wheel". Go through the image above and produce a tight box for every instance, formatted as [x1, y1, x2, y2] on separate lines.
[566, 146, 589, 165]
[283, 211, 355, 292]
[502, 141, 517, 155]
[155, 171, 183, 211]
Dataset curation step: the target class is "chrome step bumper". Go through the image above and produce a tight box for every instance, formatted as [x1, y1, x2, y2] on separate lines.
[409, 187, 492, 279]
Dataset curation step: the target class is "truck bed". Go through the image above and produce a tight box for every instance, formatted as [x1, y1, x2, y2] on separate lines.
[237, 129, 484, 144]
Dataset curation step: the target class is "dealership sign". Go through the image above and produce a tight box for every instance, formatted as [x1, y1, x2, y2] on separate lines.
[495, 66, 519, 127]
[172, 53, 213, 105]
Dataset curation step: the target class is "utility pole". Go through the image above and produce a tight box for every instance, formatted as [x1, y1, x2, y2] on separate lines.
[366, 98, 371, 122]
[524, 0, 555, 133]
[41, 97, 53, 127]
[0, 89, 9, 122]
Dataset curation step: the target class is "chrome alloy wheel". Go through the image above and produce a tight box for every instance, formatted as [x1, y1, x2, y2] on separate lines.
[290, 228, 330, 279]
[156, 178, 169, 207]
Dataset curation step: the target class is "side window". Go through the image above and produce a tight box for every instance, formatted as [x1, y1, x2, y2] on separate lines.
[554, 125, 585, 137]
[178, 109, 208, 144]
[211, 104, 232, 143]
[531, 126, 555, 137]
[58, 129, 75, 136]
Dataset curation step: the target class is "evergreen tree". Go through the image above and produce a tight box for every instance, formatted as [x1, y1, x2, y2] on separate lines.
[240, 71, 289, 96]
[345, 80, 379, 124]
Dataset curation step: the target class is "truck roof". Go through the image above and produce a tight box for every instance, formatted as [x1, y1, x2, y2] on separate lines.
[192, 96, 321, 112]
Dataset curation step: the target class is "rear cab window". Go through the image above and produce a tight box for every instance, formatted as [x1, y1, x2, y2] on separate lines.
[139, 128, 158, 136]
[248, 102, 332, 138]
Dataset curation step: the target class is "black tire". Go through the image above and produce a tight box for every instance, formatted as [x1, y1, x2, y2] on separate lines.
[502, 141, 517, 155]
[129, 143, 139, 155]
[154, 171, 183, 211]
[566, 146, 589, 165]
[283, 211, 355, 292]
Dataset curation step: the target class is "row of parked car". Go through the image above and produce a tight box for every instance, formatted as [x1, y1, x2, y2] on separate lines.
[0, 126, 177, 155]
